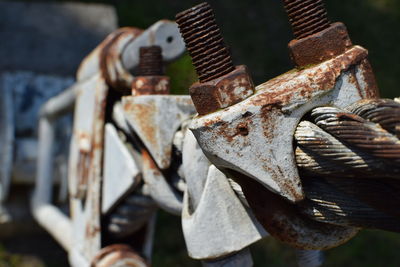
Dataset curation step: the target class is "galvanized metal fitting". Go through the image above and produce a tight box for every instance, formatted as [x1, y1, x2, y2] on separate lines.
[131, 46, 170, 96]
[176, 2, 255, 115]
[283, 0, 353, 67]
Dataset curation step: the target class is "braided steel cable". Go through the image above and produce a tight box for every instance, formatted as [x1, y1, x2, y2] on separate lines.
[295, 98, 400, 232]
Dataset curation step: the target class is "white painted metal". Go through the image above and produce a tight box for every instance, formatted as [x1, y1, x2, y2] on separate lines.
[190, 46, 374, 203]
[102, 123, 141, 214]
[68, 74, 107, 261]
[32, 85, 77, 251]
[122, 20, 185, 72]
[182, 158, 267, 259]
[141, 151, 183, 216]
[122, 95, 196, 169]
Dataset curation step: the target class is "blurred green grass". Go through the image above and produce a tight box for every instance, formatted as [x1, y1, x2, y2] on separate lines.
[2, 0, 400, 266]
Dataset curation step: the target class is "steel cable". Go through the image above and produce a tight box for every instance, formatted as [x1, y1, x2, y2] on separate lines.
[295, 98, 400, 232]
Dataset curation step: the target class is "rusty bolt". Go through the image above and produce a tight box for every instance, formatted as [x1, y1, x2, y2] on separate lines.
[137, 46, 163, 76]
[283, 0, 331, 40]
[176, 2, 255, 115]
[131, 46, 170, 96]
[282, 0, 353, 67]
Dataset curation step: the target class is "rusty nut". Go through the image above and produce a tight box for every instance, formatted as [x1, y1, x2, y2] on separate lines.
[131, 76, 170, 96]
[289, 22, 353, 67]
[189, 65, 255, 115]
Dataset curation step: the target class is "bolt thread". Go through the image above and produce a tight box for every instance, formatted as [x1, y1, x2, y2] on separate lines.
[138, 46, 163, 76]
[283, 0, 331, 40]
[176, 2, 234, 82]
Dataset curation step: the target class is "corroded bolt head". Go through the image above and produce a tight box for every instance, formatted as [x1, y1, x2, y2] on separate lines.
[288, 22, 353, 67]
[131, 76, 170, 96]
[189, 65, 254, 115]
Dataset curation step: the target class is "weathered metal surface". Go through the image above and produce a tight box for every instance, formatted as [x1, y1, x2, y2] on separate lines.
[182, 128, 211, 210]
[141, 149, 183, 215]
[112, 102, 132, 135]
[295, 120, 400, 178]
[191, 46, 375, 204]
[189, 65, 255, 115]
[137, 46, 163, 76]
[131, 46, 170, 96]
[131, 76, 170, 96]
[295, 100, 400, 232]
[122, 95, 196, 169]
[122, 20, 185, 74]
[288, 23, 353, 67]
[77, 21, 185, 91]
[176, 3, 255, 115]
[69, 74, 108, 260]
[283, 0, 331, 40]
[282, 0, 354, 67]
[91, 245, 149, 267]
[77, 27, 143, 92]
[175, 2, 235, 83]
[311, 107, 400, 163]
[181, 131, 266, 260]
[232, 171, 359, 250]
[349, 98, 400, 138]
[181, 165, 265, 258]
[102, 124, 141, 214]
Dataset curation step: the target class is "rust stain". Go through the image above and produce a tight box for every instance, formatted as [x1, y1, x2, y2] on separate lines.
[85, 223, 100, 239]
[98, 27, 144, 92]
[358, 59, 380, 99]
[128, 102, 157, 149]
[252, 46, 368, 109]
[236, 122, 249, 136]
[131, 76, 170, 96]
[190, 65, 254, 115]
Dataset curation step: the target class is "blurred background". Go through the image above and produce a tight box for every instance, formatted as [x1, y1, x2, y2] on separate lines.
[0, 0, 399, 266]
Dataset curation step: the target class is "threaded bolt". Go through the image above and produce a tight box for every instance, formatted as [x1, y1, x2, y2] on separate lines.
[283, 0, 331, 40]
[137, 46, 163, 76]
[175, 2, 234, 83]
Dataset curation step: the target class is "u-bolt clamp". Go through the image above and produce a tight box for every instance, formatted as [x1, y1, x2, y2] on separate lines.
[177, 1, 379, 249]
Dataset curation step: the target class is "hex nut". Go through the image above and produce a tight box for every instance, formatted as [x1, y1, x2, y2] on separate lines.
[131, 76, 170, 96]
[289, 22, 353, 67]
[189, 65, 255, 115]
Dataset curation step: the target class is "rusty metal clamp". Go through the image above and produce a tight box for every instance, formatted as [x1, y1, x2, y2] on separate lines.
[177, 1, 379, 250]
